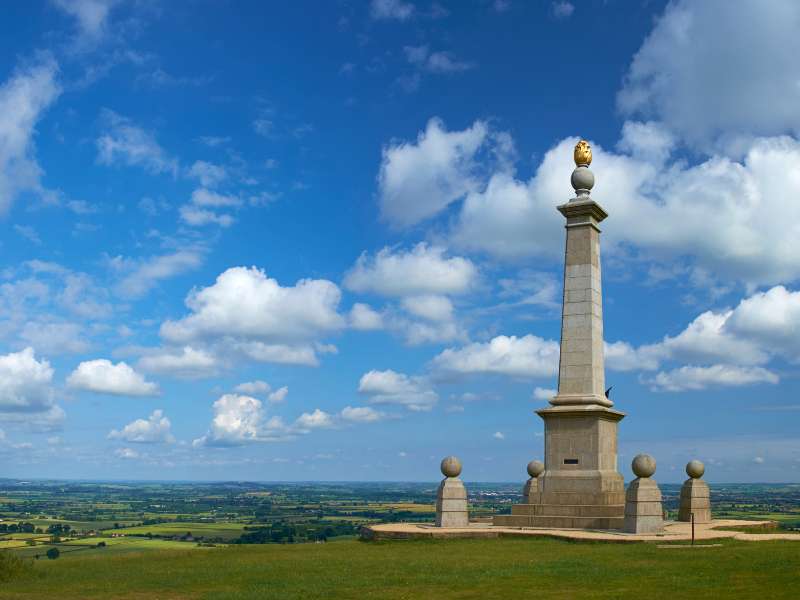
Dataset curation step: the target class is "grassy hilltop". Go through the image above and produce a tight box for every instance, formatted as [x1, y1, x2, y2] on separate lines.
[3, 536, 800, 599]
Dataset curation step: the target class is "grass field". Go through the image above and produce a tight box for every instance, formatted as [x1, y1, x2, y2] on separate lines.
[2, 537, 800, 599]
[109, 521, 247, 540]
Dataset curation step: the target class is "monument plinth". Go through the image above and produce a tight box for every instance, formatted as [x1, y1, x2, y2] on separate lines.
[494, 140, 626, 530]
[678, 460, 711, 523]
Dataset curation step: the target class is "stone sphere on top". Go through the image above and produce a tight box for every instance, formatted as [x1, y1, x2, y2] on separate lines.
[441, 456, 462, 478]
[631, 453, 656, 478]
[686, 460, 705, 479]
[571, 166, 595, 193]
[527, 460, 545, 479]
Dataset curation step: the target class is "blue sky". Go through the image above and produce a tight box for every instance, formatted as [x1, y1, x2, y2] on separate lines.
[1, 0, 799, 483]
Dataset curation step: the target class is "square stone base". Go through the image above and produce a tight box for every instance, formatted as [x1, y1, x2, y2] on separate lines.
[678, 478, 711, 523]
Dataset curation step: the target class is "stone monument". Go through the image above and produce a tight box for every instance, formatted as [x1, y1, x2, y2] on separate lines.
[435, 456, 469, 527]
[495, 140, 626, 529]
[523, 460, 544, 504]
[678, 460, 711, 523]
[623, 454, 664, 534]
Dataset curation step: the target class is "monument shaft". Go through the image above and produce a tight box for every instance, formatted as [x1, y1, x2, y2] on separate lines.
[494, 140, 626, 530]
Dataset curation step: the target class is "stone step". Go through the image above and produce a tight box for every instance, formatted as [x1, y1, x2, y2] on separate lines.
[511, 503, 624, 518]
[494, 514, 624, 530]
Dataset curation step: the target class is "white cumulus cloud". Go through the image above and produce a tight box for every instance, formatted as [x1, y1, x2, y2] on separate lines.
[430, 335, 559, 379]
[644, 364, 779, 392]
[108, 409, 175, 443]
[377, 118, 489, 227]
[67, 359, 159, 396]
[344, 243, 477, 297]
[358, 369, 438, 411]
[160, 267, 344, 367]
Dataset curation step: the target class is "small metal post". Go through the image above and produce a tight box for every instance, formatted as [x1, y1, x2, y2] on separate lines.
[691, 512, 695, 546]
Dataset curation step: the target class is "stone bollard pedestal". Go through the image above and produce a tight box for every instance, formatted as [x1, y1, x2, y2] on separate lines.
[678, 460, 711, 523]
[522, 460, 544, 504]
[624, 454, 664, 534]
[436, 456, 468, 527]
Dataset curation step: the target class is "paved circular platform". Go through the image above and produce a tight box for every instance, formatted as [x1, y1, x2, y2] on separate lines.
[362, 519, 800, 543]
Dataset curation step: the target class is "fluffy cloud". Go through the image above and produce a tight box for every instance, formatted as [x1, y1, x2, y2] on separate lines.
[358, 369, 438, 411]
[344, 244, 477, 297]
[0, 348, 64, 432]
[187, 161, 228, 187]
[53, 0, 118, 39]
[67, 359, 159, 396]
[108, 409, 175, 443]
[19, 321, 90, 355]
[294, 409, 334, 431]
[725, 286, 800, 362]
[0, 55, 61, 214]
[111, 248, 205, 299]
[404, 45, 473, 74]
[377, 118, 489, 227]
[551, 1, 574, 19]
[232, 341, 321, 366]
[532, 387, 556, 401]
[193, 394, 280, 446]
[234, 380, 271, 395]
[96, 110, 178, 176]
[115, 447, 139, 459]
[401, 295, 453, 322]
[137, 346, 217, 378]
[179, 205, 234, 228]
[193, 393, 324, 447]
[618, 0, 800, 152]
[0, 348, 57, 412]
[430, 335, 559, 379]
[161, 267, 344, 367]
[370, 0, 414, 21]
[450, 133, 800, 286]
[189, 187, 240, 207]
[608, 286, 800, 375]
[644, 365, 779, 392]
[348, 303, 384, 330]
[340, 405, 387, 423]
[179, 187, 240, 228]
[267, 386, 288, 404]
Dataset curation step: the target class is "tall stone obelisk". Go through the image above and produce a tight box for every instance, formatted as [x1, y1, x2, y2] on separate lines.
[495, 140, 625, 529]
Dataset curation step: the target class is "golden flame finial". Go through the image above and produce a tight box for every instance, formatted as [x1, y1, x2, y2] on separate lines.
[574, 139, 592, 166]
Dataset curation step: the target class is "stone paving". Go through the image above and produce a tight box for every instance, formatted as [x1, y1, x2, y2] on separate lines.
[362, 519, 800, 543]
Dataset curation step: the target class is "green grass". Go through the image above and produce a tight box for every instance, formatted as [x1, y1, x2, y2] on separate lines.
[109, 522, 247, 540]
[2, 537, 800, 599]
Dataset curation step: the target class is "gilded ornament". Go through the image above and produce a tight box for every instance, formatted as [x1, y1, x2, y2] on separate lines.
[573, 139, 592, 166]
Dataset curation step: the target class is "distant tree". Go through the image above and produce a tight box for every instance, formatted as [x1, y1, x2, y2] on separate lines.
[96, 541, 106, 548]
[46, 548, 60, 560]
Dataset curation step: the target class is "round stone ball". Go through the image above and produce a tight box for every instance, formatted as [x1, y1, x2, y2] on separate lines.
[686, 459, 705, 479]
[631, 454, 656, 478]
[527, 460, 545, 478]
[440, 456, 462, 478]
[570, 166, 595, 192]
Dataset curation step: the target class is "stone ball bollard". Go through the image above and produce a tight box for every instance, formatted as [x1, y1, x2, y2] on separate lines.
[527, 460, 544, 478]
[679, 459, 710, 523]
[440, 455, 462, 478]
[624, 453, 663, 534]
[631, 454, 656, 478]
[686, 459, 705, 479]
[436, 456, 468, 527]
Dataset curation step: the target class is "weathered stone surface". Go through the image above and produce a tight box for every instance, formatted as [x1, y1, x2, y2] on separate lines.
[678, 478, 711, 523]
[436, 477, 468, 528]
[624, 477, 664, 534]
